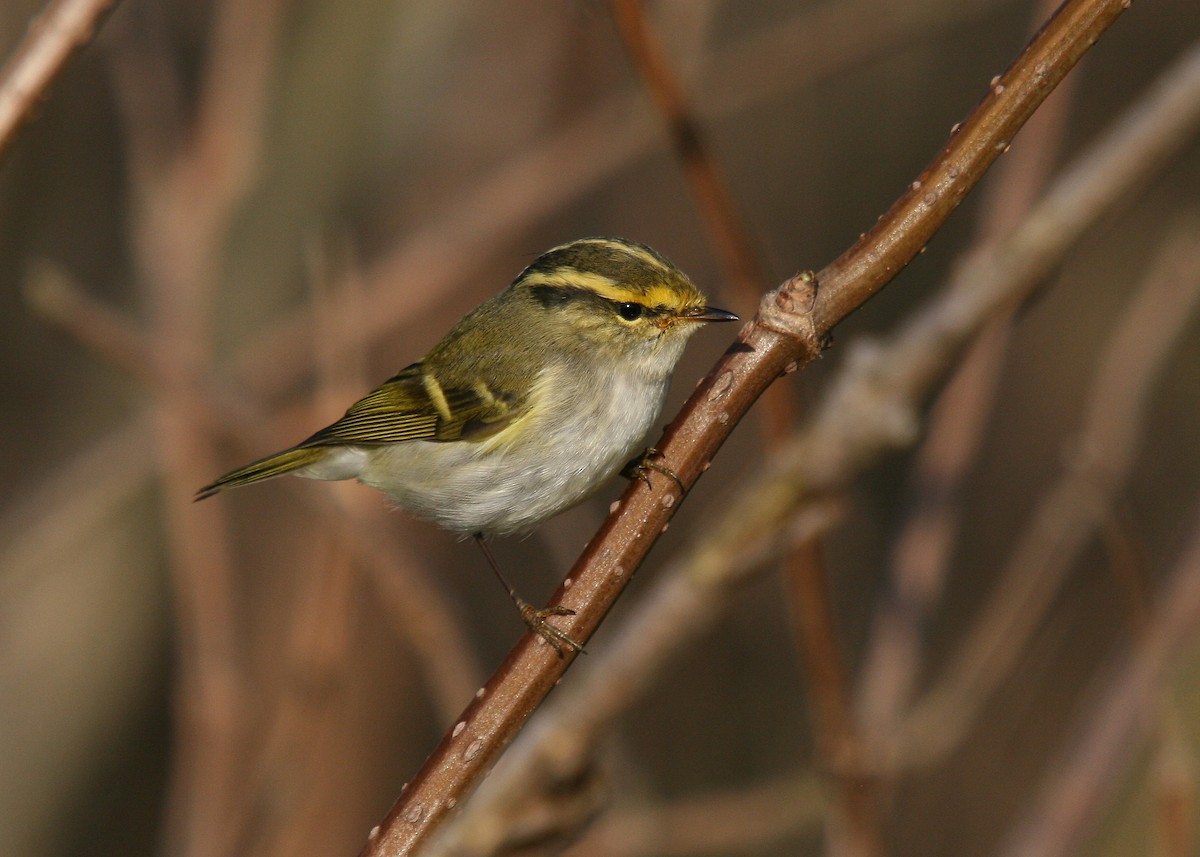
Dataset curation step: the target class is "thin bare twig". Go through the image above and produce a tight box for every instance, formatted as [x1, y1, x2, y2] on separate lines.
[359, 2, 1133, 853]
[610, 6, 863, 850]
[439, 39, 1200, 854]
[107, 2, 288, 854]
[574, 770, 826, 857]
[609, 0, 796, 443]
[234, 0, 1010, 401]
[1103, 510, 1199, 857]
[0, 415, 152, 604]
[997, 499, 1200, 857]
[610, 0, 768, 315]
[230, 246, 374, 857]
[0, 0, 118, 166]
[856, 0, 1078, 751]
[898, 218, 1200, 768]
[10, 0, 1015, 554]
[23, 264, 484, 720]
[1153, 706, 1197, 857]
[438, 501, 841, 857]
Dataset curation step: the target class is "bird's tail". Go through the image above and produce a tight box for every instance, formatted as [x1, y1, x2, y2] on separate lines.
[195, 446, 327, 501]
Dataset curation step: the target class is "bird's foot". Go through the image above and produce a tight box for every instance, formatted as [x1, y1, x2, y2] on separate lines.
[517, 600, 584, 657]
[622, 447, 684, 493]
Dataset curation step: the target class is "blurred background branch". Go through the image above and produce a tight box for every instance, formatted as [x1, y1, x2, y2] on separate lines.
[435, 40, 1200, 855]
[1, 2, 1198, 857]
[0, 0, 117, 164]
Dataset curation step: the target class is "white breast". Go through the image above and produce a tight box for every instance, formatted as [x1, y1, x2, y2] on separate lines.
[356, 365, 671, 536]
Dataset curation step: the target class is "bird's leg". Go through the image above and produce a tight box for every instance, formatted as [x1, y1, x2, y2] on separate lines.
[473, 533, 583, 656]
[621, 447, 684, 494]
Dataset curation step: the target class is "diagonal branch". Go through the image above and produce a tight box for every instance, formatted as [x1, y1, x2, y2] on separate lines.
[23, 265, 484, 722]
[897, 216, 1200, 768]
[855, 0, 1079, 755]
[608, 7, 865, 850]
[358, 1, 1133, 854]
[0, 0, 118, 166]
[438, 37, 1200, 857]
[610, 0, 768, 312]
[8, 0, 1017, 540]
[998, 496, 1200, 857]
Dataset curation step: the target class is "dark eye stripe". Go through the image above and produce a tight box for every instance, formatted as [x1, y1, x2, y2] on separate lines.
[528, 284, 664, 322]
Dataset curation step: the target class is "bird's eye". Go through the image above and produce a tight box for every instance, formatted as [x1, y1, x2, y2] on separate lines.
[617, 302, 644, 321]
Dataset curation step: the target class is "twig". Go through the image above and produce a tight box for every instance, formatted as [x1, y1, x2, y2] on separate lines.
[335, 505, 484, 718]
[855, 0, 1078, 749]
[574, 770, 825, 857]
[812, 1, 1127, 329]
[23, 260, 162, 387]
[108, 3, 288, 854]
[1103, 510, 1199, 857]
[1120, 515, 1186, 853]
[0, 0, 118, 166]
[437, 501, 840, 857]
[609, 0, 796, 439]
[230, 244, 384, 857]
[610, 5, 863, 850]
[702, 0, 1008, 113]
[437, 38, 1200, 855]
[23, 264, 484, 720]
[8, 0, 1017, 545]
[305, 242, 486, 713]
[358, 2, 1133, 853]
[784, 542, 881, 857]
[0, 415, 152, 604]
[897, 217, 1200, 768]
[231, 0, 1009, 401]
[233, 531, 358, 857]
[996, 500, 1200, 857]
[1153, 706, 1197, 857]
[610, 0, 768, 314]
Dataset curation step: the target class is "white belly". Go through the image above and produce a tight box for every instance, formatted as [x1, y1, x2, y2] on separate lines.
[351, 368, 670, 535]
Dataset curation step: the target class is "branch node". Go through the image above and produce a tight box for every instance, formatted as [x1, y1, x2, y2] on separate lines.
[758, 270, 823, 357]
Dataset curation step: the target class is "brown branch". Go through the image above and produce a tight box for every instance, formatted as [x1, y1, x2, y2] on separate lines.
[814, 0, 1124, 329]
[609, 0, 795, 440]
[610, 0, 768, 315]
[0, 0, 118, 166]
[997, 500, 1200, 857]
[358, 2, 1133, 854]
[610, 6, 862, 850]
[0, 415, 153, 605]
[23, 264, 484, 722]
[897, 216, 1200, 769]
[575, 770, 825, 857]
[23, 260, 162, 385]
[437, 503, 840, 857]
[1103, 511, 1199, 857]
[233, 0, 1008, 402]
[855, 0, 1078, 751]
[784, 541, 881, 857]
[436, 35, 1200, 855]
[10, 0, 1016, 537]
[1153, 706, 1197, 857]
[108, 4, 289, 854]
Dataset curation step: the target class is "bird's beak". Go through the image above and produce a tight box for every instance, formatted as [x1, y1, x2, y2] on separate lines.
[678, 305, 739, 323]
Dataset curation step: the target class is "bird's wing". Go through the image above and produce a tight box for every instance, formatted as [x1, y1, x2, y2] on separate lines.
[301, 361, 524, 447]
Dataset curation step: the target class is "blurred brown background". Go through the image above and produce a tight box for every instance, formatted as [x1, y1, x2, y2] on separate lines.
[2, 1, 1199, 856]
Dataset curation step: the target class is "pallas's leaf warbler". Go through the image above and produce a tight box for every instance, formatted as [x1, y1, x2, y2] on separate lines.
[198, 237, 737, 651]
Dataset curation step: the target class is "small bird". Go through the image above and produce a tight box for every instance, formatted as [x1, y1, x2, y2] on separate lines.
[198, 237, 737, 652]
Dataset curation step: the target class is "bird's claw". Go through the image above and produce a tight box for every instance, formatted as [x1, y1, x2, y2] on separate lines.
[622, 447, 684, 494]
[518, 601, 584, 656]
